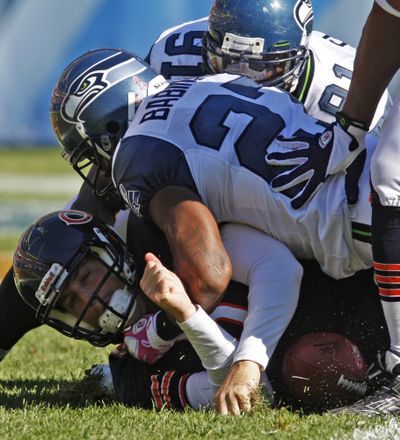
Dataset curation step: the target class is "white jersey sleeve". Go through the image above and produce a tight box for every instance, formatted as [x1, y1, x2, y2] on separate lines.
[301, 31, 391, 132]
[178, 306, 238, 387]
[220, 224, 303, 369]
[182, 224, 301, 406]
[146, 17, 208, 80]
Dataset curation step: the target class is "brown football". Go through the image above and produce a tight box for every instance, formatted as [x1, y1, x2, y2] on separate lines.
[282, 332, 368, 407]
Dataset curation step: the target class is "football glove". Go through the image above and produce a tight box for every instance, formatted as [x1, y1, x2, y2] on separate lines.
[265, 112, 368, 209]
[86, 364, 116, 399]
[124, 311, 176, 364]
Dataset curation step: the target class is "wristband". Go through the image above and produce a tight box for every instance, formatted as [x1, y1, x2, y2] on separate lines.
[335, 111, 369, 132]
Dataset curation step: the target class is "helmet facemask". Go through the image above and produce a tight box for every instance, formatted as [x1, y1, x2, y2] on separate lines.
[204, 0, 313, 91]
[203, 31, 309, 91]
[41, 229, 137, 347]
[65, 133, 119, 198]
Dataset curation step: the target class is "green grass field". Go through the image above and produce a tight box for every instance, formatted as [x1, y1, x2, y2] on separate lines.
[0, 148, 398, 439]
[0, 147, 81, 278]
[0, 326, 393, 440]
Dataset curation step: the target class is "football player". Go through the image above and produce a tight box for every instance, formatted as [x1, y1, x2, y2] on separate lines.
[0, 0, 392, 410]
[146, 0, 390, 129]
[268, 0, 400, 415]
[0, 0, 391, 373]
[12, 209, 389, 413]
[51, 48, 375, 281]
[13, 209, 301, 414]
[47, 48, 388, 411]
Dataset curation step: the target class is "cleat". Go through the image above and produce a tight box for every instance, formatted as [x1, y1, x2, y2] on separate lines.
[329, 353, 400, 416]
[329, 375, 400, 415]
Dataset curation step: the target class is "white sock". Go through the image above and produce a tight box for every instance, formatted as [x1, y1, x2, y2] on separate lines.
[381, 301, 400, 354]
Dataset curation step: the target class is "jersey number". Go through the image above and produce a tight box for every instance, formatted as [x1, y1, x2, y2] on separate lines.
[189, 82, 286, 182]
[319, 64, 352, 116]
[161, 31, 205, 79]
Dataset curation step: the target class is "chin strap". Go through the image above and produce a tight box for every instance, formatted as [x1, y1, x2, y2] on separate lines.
[98, 288, 137, 334]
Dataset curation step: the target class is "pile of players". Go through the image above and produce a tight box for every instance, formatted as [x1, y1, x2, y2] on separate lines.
[3, 0, 400, 416]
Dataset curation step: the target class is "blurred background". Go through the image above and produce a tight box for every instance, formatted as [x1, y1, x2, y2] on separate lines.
[0, 0, 388, 277]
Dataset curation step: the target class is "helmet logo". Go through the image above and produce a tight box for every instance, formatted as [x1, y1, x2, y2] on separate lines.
[294, 0, 313, 32]
[60, 51, 147, 126]
[59, 210, 93, 226]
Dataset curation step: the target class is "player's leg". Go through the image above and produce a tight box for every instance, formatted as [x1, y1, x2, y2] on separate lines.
[371, 95, 400, 373]
[335, 93, 400, 414]
[0, 267, 41, 361]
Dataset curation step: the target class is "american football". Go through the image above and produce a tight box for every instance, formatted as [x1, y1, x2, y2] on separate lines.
[282, 332, 368, 407]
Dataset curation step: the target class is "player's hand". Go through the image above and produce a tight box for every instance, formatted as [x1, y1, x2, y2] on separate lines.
[140, 253, 196, 323]
[265, 112, 368, 209]
[214, 360, 261, 415]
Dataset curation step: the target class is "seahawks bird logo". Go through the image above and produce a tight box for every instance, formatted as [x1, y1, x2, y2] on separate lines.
[60, 51, 147, 125]
[294, 0, 314, 32]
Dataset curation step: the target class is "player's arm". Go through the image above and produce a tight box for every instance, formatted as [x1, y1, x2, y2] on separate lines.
[139, 253, 238, 385]
[109, 353, 229, 411]
[140, 254, 280, 415]
[0, 267, 41, 362]
[149, 185, 232, 312]
[264, 1, 400, 210]
[214, 224, 303, 415]
[342, 1, 400, 127]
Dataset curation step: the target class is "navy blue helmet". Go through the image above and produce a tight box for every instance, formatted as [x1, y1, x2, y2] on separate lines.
[203, 0, 314, 90]
[13, 210, 138, 346]
[50, 49, 168, 196]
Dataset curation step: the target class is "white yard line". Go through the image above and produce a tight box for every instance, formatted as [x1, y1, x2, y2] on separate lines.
[0, 175, 81, 194]
[332, 418, 400, 440]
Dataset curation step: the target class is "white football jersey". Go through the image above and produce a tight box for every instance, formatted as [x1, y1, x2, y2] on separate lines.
[145, 17, 208, 80]
[113, 74, 373, 280]
[303, 31, 389, 130]
[146, 19, 389, 128]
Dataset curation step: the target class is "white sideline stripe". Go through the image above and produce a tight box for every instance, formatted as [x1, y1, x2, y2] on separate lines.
[331, 418, 400, 440]
[0, 175, 81, 194]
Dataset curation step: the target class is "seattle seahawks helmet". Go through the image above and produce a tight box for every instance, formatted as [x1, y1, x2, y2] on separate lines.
[203, 0, 314, 91]
[13, 210, 138, 346]
[50, 48, 168, 196]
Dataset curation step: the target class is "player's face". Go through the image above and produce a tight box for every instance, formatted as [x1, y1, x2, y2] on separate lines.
[224, 61, 285, 83]
[208, 52, 285, 84]
[58, 257, 124, 328]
